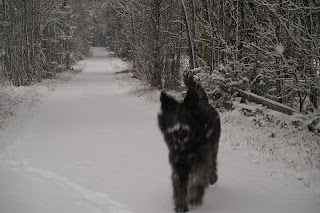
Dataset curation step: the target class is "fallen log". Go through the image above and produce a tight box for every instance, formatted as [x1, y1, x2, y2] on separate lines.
[219, 84, 297, 115]
[236, 90, 297, 115]
[237, 90, 297, 115]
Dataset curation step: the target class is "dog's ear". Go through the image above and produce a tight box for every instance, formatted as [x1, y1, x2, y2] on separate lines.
[160, 92, 178, 113]
[183, 89, 199, 110]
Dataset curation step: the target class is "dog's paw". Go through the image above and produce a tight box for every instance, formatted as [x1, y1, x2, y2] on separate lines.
[189, 198, 202, 206]
[210, 173, 218, 185]
[175, 205, 189, 212]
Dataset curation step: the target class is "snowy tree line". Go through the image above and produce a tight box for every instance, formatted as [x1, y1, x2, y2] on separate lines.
[101, 0, 320, 112]
[1, 0, 319, 113]
[0, 0, 93, 86]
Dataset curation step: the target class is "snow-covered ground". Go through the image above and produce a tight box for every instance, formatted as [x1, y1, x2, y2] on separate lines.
[0, 47, 319, 213]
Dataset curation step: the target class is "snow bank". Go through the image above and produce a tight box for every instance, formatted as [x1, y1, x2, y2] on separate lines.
[0, 70, 81, 148]
[223, 102, 320, 187]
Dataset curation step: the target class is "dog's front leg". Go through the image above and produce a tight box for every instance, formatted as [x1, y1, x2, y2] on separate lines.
[171, 164, 189, 212]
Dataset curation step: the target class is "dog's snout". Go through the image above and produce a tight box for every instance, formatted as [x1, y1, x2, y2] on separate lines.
[178, 138, 185, 145]
[173, 129, 188, 145]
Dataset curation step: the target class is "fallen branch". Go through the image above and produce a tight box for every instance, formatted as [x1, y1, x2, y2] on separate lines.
[237, 89, 297, 115]
[220, 84, 297, 115]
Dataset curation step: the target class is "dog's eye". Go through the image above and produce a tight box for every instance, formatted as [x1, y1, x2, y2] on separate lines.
[182, 130, 188, 136]
[172, 131, 178, 138]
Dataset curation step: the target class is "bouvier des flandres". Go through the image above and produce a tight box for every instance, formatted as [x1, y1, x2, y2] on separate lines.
[158, 75, 221, 212]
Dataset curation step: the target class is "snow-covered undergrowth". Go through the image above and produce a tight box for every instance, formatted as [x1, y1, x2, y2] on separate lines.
[223, 105, 320, 187]
[0, 70, 81, 147]
[115, 72, 320, 188]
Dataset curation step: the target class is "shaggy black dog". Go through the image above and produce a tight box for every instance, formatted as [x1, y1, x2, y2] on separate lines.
[158, 75, 221, 212]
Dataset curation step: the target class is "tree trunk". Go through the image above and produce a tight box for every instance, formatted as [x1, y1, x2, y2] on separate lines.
[182, 0, 196, 69]
[275, 0, 283, 103]
[303, 0, 318, 108]
[200, 0, 210, 66]
[151, 0, 162, 88]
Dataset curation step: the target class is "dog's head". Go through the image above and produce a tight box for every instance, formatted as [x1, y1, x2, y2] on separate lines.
[158, 89, 200, 150]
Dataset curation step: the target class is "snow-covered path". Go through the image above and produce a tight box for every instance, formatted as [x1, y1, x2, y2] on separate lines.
[0, 48, 318, 213]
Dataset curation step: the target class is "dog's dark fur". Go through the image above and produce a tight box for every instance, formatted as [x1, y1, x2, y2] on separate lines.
[158, 75, 221, 212]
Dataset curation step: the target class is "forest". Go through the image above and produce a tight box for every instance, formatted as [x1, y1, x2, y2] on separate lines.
[1, 0, 320, 114]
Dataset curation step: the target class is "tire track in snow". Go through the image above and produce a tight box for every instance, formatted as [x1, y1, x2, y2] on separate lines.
[2, 159, 132, 213]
